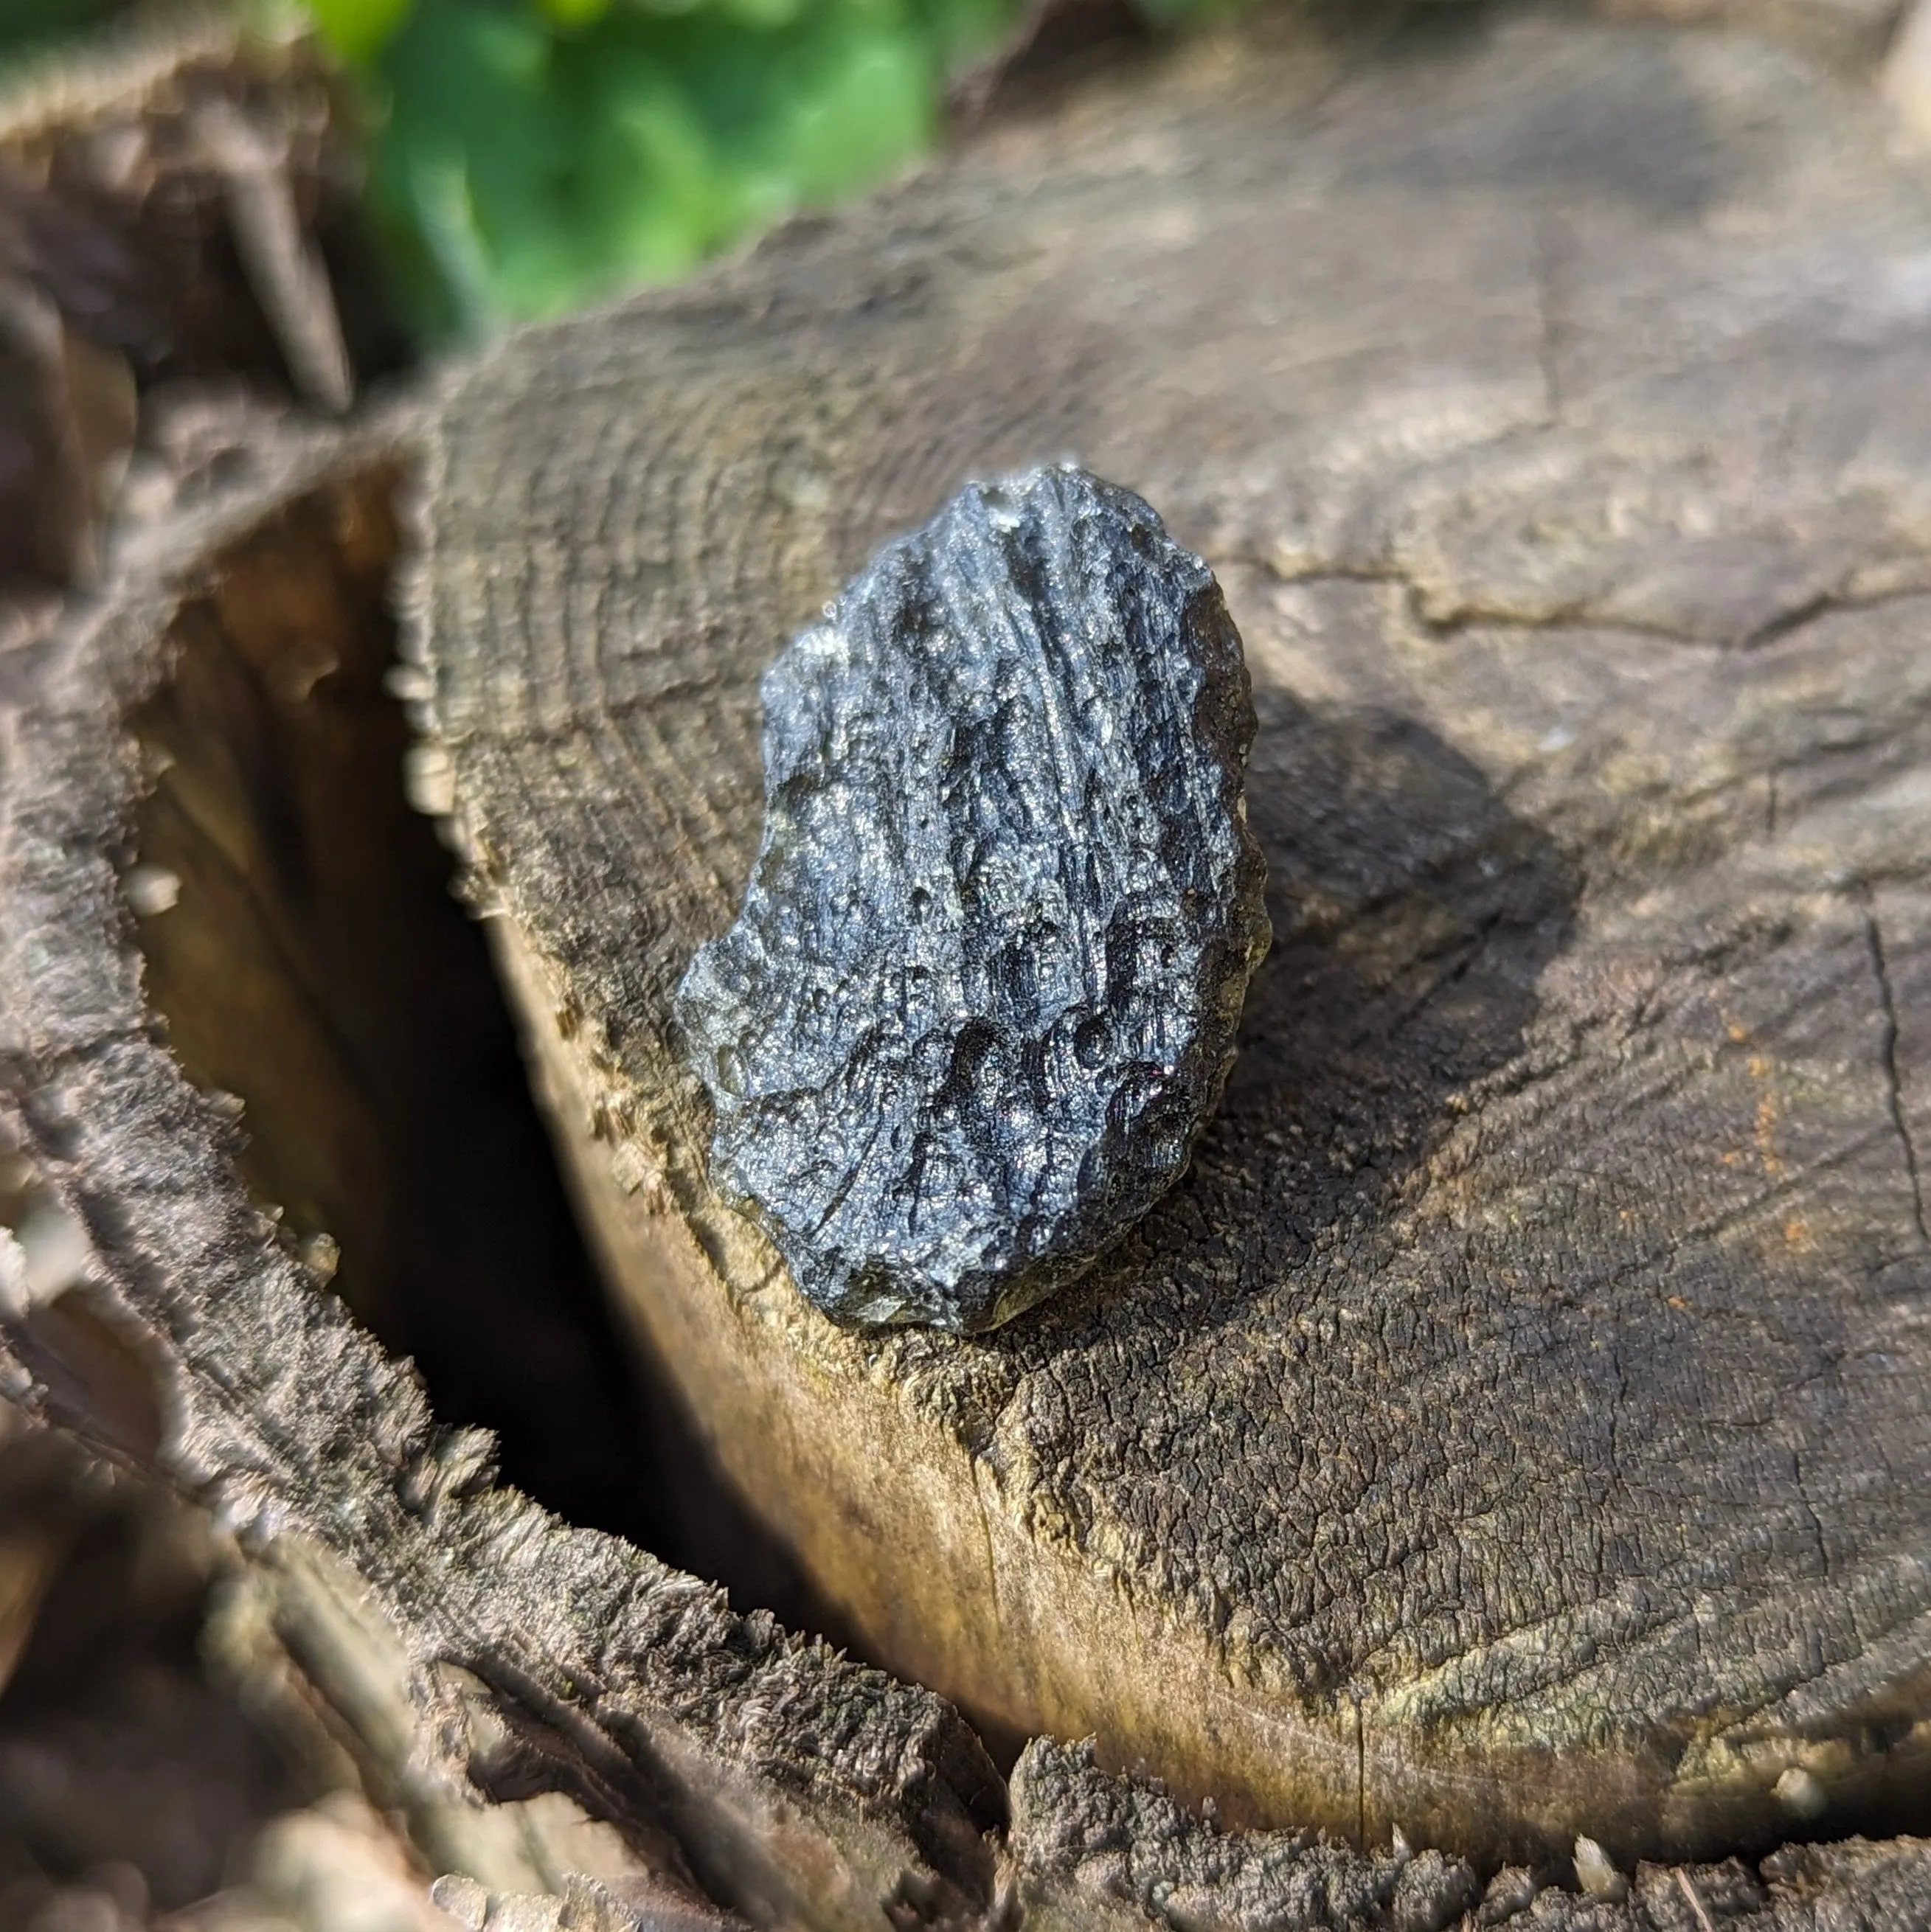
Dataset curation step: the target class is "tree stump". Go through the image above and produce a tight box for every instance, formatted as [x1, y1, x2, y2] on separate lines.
[5, 6, 1931, 1931]
[7, 431, 1931, 1932]
[410, 0, 1931, 1874]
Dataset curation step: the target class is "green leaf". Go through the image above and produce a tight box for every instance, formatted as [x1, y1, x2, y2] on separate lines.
[372, 0, 582, 326]
[780, 13, 931, 206]
[308, 0, 416, 64]
[572, 54, 718, 284]
[710, 0, 805, 31]
[912, 0, 1012, 72]
[346, 0, 1030, 338]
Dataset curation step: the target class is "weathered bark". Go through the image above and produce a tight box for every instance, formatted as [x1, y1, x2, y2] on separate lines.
[409, 0, 1931, 1873]
[0, 7, 398, 594]
[1005, 1737, 1931, 1930]
[0, 428, 1010, 1929]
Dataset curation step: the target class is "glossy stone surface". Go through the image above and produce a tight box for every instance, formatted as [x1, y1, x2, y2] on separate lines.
[676, 465, 1269, 1332]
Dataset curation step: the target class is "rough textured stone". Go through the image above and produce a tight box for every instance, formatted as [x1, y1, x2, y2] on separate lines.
[676, 465, 1270, 1332]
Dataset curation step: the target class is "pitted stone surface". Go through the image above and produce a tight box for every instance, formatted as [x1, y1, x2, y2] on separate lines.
[676, 465, 1269, 1332]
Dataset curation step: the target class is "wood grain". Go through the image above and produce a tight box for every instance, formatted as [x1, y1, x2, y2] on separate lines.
[0, 428, 1007, 1931]
[413, 6, 1931, 1866]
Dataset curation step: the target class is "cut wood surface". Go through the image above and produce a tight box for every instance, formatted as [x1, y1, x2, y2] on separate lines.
[412, 3, 1931, 1869]
[14, 423, 1929, 1932]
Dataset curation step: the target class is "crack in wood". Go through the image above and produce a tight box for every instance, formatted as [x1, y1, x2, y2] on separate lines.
[1862, 897, 1930, 1250]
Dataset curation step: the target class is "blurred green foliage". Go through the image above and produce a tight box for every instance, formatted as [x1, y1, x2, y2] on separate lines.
[0, 0, 1236, 344]
[311, 0, 1016, 338]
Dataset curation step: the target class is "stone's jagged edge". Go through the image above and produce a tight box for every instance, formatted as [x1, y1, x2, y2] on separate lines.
[0, 427, 1005, 1932]
[676, 467, 1270, 1335]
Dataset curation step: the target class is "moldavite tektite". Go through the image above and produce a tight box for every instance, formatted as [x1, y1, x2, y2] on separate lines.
[676, 465, 1271, 1332]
